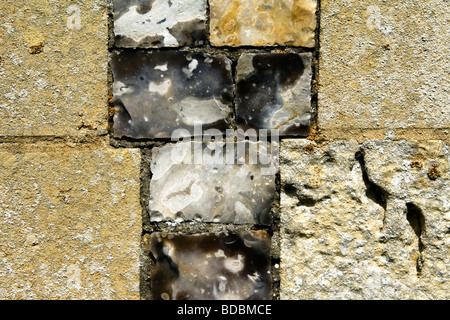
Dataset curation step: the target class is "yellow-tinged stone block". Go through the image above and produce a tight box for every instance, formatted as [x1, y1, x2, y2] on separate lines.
[0, 0, 109, 137]
[318, 0, 450, 139]
[0, 146, 141, 299]
[209, 0, 317, 47]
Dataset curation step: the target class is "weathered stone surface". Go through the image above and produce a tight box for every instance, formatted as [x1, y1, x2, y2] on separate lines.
[113, 0, 207, 48]
[0, 0, 109, 137]
[150, 231, 272, 300]
[280, 139, 449, 299]
[318, 1, 450, 137]
[236, 53, 312, 136]
[362, 140, 449, 290]
[0, 145, 141, 299]
[149, 140, 277, 225]
[111, 50, 234, 139]
[209, 0, 317, 47]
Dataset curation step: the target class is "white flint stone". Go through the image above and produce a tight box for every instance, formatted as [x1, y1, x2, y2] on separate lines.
[149, 141, 276, 225]
[280, 139, 449, 299]
[150, 231, 271, 300]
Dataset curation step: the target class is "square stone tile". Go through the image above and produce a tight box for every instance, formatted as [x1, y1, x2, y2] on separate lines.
[235, 53, 313, 136]
[111, 50, 234, 139]
[113, 0, 207, 47]
[318, 1, 450, 136]
[209, 0, 317, 47]
[150, 231, 272, 300]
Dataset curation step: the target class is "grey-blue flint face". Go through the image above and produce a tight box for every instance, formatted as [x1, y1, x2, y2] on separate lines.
[111, 50, 234, 139]
[235, 53, 313, 136]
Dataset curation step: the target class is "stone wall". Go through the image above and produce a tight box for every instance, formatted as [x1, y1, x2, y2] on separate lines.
[0, 0, 448, 300]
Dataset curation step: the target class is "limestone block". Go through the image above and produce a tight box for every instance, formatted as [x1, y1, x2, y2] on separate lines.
[0, 0, 109, 137]
[149, 140, 277, 225]
[0, 146, 141, 299]
[113, 0, 207, 48]
[361, 140, 449, 292]
[209, 0, 317, 47]
[235, 53, 313, 135]
[318, 1, 450, 135]
[150, 231, 272, 300]
[111, 50, 234, 139]
[280, 139, 449, 299]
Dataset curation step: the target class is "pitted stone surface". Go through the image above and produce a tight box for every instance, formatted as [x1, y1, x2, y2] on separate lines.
[0, 146, 141, 299]
[235, 53, 313, 135]
[318, 1, 450, 136]
[209, 0, 317, 47]
[113, 0, 207, 48]
[150, 231, 272, 300]
[280, 139, 449, 299]
[111, 50, 234, 139]
[361, 140, 449, 245]
[0, 0, 109, 137]
[149, 140, 277, 225]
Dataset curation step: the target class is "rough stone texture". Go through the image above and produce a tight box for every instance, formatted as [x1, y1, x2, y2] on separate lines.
[111, 50, 234, 139]
[0, 0, 109, 137]
[113, 0, 207, 48]
[209, 0, 317, 47]
[149, 140, 277, 225]
[2, 0, 448, 302]
[280, 139, 449, 299]
[318, 1, 450, 139]
[235, 53, 313, 136]
[150, 231, 272, 300]
[0, 145, 141, 299]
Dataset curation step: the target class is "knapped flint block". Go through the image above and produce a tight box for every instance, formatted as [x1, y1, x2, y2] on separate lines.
[150, 231, 272, 300]
[235, 53, 313, 136]
[210, 0, 317, 47]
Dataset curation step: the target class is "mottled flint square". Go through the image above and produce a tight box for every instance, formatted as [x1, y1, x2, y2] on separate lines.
[150, 231, 272, 300]
[235, 53, 313, 136]
[113, 0, 207, 47]
[210, 0, 317, 47]
[149, 140, 277, 225]
[111, 50, 234, 139]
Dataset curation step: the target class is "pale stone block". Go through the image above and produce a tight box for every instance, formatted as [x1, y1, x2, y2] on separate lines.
[0, 146, 141, 299]
[318, 1, 450, 135]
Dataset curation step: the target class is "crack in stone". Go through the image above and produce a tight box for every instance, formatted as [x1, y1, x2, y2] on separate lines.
[355, 149, 388, 229]
[406, 203, 425, 277]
